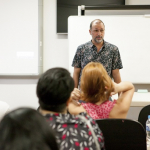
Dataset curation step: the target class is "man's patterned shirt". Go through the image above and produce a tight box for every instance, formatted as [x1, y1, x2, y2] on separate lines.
[72, 40, 123, 86]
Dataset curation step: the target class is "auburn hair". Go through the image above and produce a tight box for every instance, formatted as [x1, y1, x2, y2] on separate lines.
[80, 62, 114, 104]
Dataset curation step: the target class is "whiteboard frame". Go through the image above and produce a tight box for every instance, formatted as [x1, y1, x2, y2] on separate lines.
[0, 0, 43, 76]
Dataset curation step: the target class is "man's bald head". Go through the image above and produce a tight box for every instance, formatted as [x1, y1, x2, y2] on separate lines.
[90, 19, 105, 30]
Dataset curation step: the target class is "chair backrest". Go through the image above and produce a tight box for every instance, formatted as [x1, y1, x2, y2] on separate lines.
[96, 119, 147, 150]
[138, 105, 150, 131]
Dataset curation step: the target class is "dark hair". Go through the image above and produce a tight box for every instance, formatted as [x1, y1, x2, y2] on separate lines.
[36, 68, 74, 112]
[90, 19, 105, 30]
[0, 107, 59, 150]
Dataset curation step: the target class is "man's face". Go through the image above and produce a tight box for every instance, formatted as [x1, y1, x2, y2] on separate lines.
[89, 22, 105, 44]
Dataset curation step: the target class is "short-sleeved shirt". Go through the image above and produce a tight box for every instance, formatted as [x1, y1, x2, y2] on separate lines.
[72, 40, 123, 86]
[44, 112, 105, 150]
[81, 100, 117, 119]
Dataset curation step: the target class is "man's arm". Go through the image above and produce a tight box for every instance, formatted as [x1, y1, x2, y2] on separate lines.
[112, 69, 121, 84]
[73, 67, 81, 88]
[112, 69, 121, 96]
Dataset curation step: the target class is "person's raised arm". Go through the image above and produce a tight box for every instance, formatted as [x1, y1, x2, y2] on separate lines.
[109, 81, 134, 118]
[73, 67, 81, 88]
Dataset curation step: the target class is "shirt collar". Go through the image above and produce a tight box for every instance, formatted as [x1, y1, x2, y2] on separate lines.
[89, 40, 106, 48]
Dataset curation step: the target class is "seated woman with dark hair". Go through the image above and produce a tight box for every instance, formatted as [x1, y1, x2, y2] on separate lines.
[0, 107, 59, 150]
[36, 67, 105, 150]
[68, 62, 134, 119]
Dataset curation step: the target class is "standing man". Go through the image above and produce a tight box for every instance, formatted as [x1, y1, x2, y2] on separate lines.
[72, 19, 123, 88]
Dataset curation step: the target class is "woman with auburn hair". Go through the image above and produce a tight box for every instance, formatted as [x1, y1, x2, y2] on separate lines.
[68, 62, 134, 119]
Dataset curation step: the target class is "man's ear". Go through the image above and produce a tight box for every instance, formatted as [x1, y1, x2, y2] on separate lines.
[66, 97, 71, 106]
[89, 29, 91, 35]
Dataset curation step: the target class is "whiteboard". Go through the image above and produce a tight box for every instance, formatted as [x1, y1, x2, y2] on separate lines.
[68, 16, 150, 83]
[0, 0, 42, 75]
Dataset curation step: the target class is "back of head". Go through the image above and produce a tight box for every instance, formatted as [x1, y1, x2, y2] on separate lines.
[81, 62, 114, 103]
[36, 68, 74, 112]
[0, 107, 59, 150]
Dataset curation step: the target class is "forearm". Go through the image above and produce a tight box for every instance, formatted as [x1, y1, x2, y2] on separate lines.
[73, 75, 79, 88]
[114, 76, 121, 84]
[116, 82, 134, 114]
[114, 78, 121, 96]
[116, 81, 134, 93]
[73, 67, 81, 88]
[112, 69, 121, 83]
[109, 82, 134, 118]
[112, 69, 121, 96]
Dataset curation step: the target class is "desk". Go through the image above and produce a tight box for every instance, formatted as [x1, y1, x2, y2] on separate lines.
[112, 92, 150, 107]
[131, 92, 150, 107]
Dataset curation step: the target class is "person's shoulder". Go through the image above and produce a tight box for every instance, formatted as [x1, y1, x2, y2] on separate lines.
[79, 112, 97, 124]
[44, 113, 79, 124]
[79, 112, 103, 133]
[77, 41, 92, 49]
[104, 41, 119, 50]
[101, 99, 116, 105]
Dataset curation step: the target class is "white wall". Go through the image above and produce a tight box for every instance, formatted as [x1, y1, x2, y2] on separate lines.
[126, 0, 150, 120]
[43, 0, 69, 71]
[0, 0, 150, 119]
[0, 77, 39, 111]
[0, 0, 69, 111]
[126, 0, 150, 5]
[0, 0, 41, 111]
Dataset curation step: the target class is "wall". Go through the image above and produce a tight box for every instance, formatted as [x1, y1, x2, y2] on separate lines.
[0, 0, 150, 120]
[0, 0, 69, 111]
[0, 0, 43, 111]
[43, 0, 68, 71]
[125, 0, 150, 92]
[126, 0, 150, 5]
[125, 0, 150, 120]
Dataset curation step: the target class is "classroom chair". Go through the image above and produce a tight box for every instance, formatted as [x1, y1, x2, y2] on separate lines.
[96, 118, 147, 150]
[138, 105, 150, 131]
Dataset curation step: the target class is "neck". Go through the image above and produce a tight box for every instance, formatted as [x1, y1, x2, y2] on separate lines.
[95, 98, 106, 105]
[39, 108, 67, 115]
[92, 40, 104, 47]
[95, 101, 103, 105]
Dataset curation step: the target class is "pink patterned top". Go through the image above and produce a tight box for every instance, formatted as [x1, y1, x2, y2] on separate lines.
[81, 100, 117, 119]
